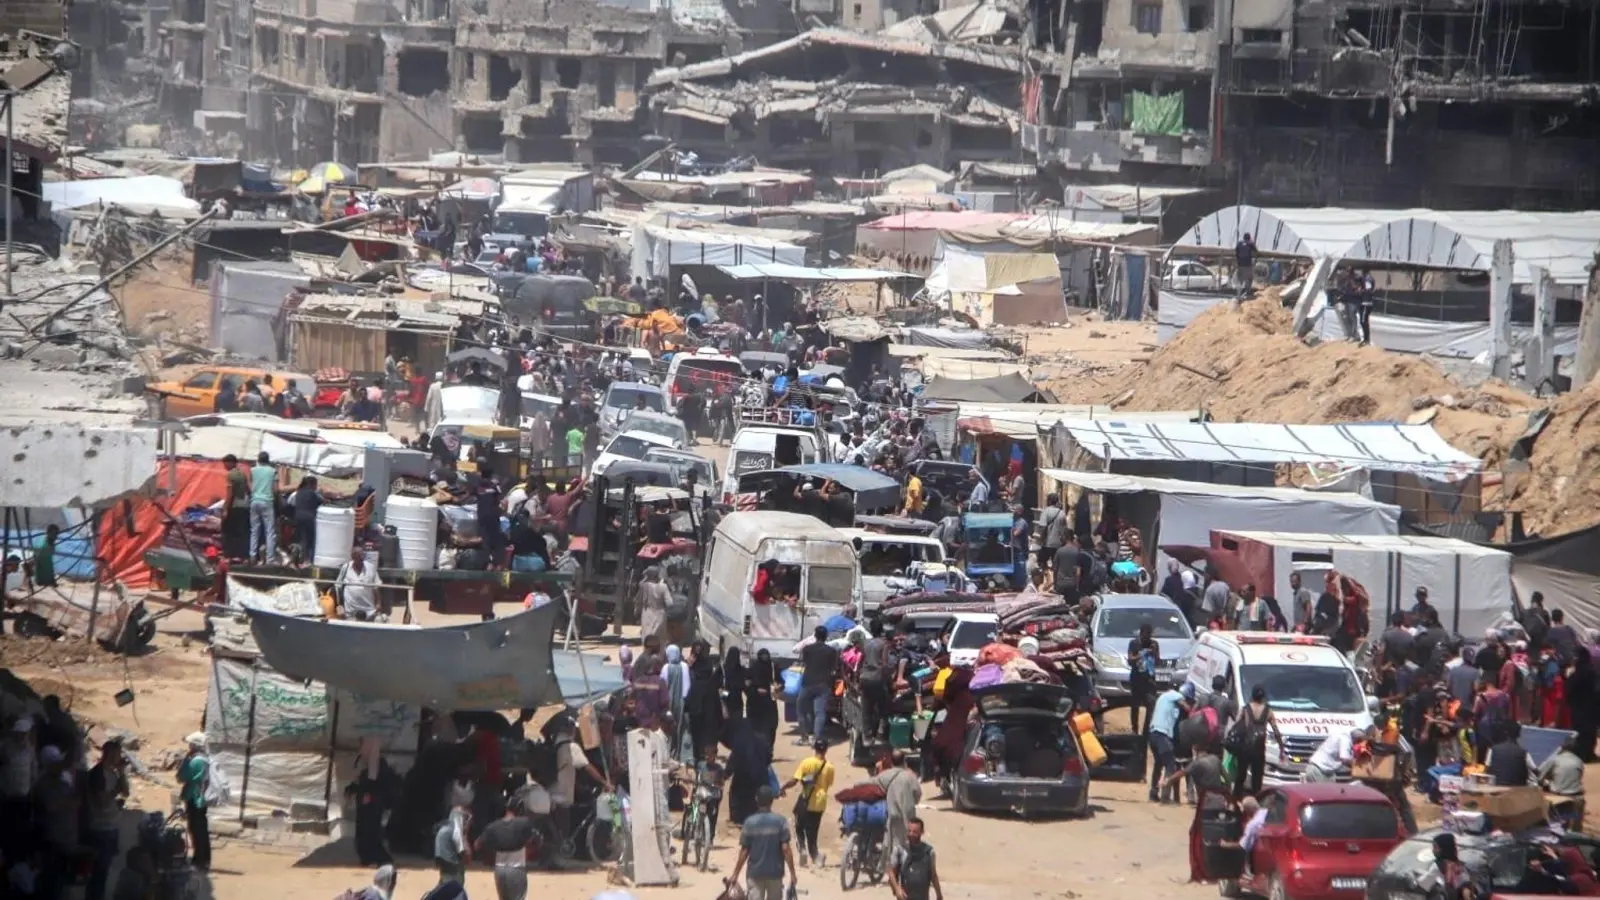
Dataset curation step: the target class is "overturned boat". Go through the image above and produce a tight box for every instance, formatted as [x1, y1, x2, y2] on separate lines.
[245, 602, 606, 710]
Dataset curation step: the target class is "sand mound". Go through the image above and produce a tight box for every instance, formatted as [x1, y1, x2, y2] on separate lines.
[1485, 377, 1600, 535]
[1039, 298, 1600, 533]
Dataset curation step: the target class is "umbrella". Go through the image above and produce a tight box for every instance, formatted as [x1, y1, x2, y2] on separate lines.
[296, 161, 357, 195]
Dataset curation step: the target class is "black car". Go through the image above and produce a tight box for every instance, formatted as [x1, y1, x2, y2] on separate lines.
[948, 682, 1145, 819]
[1366, 827, 1600, 900]
[492, 272, 598, 341]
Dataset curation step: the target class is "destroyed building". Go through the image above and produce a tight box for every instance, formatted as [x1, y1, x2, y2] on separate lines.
[140, 0, 778, 167]
[1211, 0, 1600, 208]
[644, 24, 1056, 175]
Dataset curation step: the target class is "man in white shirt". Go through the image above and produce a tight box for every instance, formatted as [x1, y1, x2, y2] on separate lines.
[965, 470, 990, 511]
[1202, 578, 1231, 621]
[336, 548, 383, 620]
[1305, 727, 1370, 782]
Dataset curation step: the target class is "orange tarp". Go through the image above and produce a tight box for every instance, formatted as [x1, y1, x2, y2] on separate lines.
[99, 458, 229, 590]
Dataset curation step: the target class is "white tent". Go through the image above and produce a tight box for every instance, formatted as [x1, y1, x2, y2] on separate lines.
[1212, 530, 1512, 635]
[1182, 205, 1600, 286]
[631, 224, 804, 279]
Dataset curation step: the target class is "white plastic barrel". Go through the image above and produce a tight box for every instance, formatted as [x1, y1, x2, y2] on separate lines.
[313, 506, 356, 568]
[385, 495, 439, 571]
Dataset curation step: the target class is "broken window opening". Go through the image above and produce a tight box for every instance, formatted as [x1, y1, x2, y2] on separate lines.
[555, 57, 582, 89]
[258, 28, 280, 65]
[182, 0, 204, 22]
[526, 59, 543, 103]
[597, 61, 616, 107]
[488, 54, 519, 101]
[1186, 0, 1209, 31]
[397, 47, 450, 96]
[1239, 28, 1282, 44]
[461, 116, 503, 153]
[293, 35, 306, 66]
[1133, 1, 1162, 35]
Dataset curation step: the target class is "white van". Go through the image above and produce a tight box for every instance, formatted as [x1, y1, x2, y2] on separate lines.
[723, 426, 825, 500]
[837, 528, 948, 614]
[698, 511, 861, 662]
[1183, 631, 1375, 784]
[664, 347, 743, 409]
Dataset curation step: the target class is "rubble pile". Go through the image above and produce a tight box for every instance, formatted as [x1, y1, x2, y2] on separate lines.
[1040, 296, 1600, 534]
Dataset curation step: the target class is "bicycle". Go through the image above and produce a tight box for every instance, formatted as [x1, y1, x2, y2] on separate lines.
[565, 789, 631, 864]
[837, 802, 888, 891]
[678, 779, 720, 871]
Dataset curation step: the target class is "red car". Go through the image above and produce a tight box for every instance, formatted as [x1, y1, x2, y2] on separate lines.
[1191, 782, 1405, 900]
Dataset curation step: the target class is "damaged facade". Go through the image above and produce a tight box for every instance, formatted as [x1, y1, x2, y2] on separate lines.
[1214, 0, 1600, 207]
[144, 0, 764, 167]
[644, 25, 1051, 175]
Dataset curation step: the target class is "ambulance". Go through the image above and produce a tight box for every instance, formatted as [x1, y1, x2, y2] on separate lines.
[1184, 631, 1377, 784]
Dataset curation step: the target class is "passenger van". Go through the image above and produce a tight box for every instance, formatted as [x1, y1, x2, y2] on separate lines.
[838, 528, 948, 614]
[723, 426, 825, 501]
[1184, 631, 1376, 784]
[698, 511, 861, 661]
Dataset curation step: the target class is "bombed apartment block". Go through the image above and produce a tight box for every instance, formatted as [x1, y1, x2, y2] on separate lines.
[644, 23, 1054, 175]
[1216, 0, 1600, 207]
[449, 0, 686, 167]
[1020, 0, 1217, 177]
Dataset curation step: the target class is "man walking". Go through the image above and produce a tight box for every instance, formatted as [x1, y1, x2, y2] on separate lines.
[888, 818, 943, 900]
[873, 749, 922, 858]
[84, 738, 129, 900]
[780, 740, 836, 868]
[474, 807, 537, 900]
[727, 785, 798, 900]
[1038, 494, 1067, 571]
[178, 732, 213, 871]
[1147, 684, 1190, 803]
[796, 625, 838, 745]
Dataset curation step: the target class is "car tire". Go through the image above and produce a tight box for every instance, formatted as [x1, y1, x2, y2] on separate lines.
[1217, 879, 1240, 899]
[1268, 875, 1287, 900]
[949, 782, 965, 813]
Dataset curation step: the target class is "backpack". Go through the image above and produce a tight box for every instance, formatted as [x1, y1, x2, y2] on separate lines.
[202, 756, 233, 807]
[1537, 656, 1562, 689]
[1225, 705, 1266, 755]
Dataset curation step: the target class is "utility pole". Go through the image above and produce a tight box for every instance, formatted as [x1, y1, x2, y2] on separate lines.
[4, 90, 13, 298]
[1576, 250, 1600, 387]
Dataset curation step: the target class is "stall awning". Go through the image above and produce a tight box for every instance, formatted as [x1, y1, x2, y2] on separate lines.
[1058, 420, 1481, 478]
[1037, 468, 1399, 509]
[717, 263, 912, 282]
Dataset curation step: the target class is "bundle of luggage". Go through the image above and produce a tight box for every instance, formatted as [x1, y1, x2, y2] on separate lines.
[878, 591, 995, 620]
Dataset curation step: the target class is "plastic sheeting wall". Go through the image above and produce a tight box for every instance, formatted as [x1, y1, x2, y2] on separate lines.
[209, 262, 310, 362]
[204, 656, 421, 822]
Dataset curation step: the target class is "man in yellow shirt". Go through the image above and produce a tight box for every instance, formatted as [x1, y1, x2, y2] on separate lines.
[780, 740, 836, 867]
[901, 473, 925, 518]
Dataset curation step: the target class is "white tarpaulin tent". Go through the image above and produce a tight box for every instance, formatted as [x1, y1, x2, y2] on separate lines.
[632, 224, 803, 279]
[1039, 469, 1400, 563]
[1212, 530, 1512, 635]
[43, 175, 201, 213]
[716, 263, 907, 282]
[1182, 206, 1600, 286]
[926, 245, 1064, 326]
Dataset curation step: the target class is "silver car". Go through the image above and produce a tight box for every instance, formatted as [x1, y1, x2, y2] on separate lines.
[1089, 593, 1196, 706]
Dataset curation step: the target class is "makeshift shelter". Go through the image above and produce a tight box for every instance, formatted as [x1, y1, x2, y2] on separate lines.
[631, 224, 805, 279]
[922, 373, 1054, 403]
[246, 603, 626, 710]
[1202, 530, 1512, 635]
[1410, 520, 1600, 633]
[925, 245, 1065, 326]
[856, 211, 1025, 261]
[42, 175, 201, 214]
[97, 457, 228, 590]
[1048, 418, 1481, 522]
[205, 616, 422, 824]
[1039, 469, 1400, 571]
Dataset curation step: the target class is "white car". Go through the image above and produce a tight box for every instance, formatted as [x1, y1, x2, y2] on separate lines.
[1163, 260, 1223, 291]
[940, 611, 1000, 668]
[619, 410, 689, 449]
[590, 430, 680, 478]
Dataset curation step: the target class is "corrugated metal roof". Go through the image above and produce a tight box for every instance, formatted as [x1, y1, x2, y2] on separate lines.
[1059, 420, 1481, 477]
[1039, 469, 1397, 509]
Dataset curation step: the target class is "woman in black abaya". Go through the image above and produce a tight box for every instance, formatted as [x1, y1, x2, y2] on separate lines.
[745, 648, 781, 750]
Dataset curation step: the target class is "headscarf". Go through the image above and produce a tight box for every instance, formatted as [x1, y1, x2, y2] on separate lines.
[618, 646, 635, 670]
[366, 865, 397, 900]
[185, 732, 209, 752]
[666, 644, 683, 665]
[645, 565, 663, 584]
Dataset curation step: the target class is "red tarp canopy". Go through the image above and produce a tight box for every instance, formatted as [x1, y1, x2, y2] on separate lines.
[99, 459, 229, 590]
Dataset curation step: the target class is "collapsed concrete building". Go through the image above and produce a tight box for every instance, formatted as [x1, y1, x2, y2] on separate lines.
[134, 0, 790, 167]
[644, 21, 1057, 175]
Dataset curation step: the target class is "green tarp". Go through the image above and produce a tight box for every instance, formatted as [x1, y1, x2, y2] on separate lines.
[1130, 91, 1184, 136]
